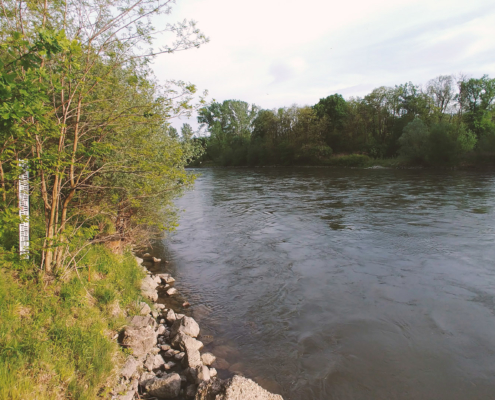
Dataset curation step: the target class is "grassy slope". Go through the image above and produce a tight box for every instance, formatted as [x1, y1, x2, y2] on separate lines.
[0, 246, 145, 400]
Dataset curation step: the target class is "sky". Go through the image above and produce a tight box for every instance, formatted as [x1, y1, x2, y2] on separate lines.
[151, 0, 495, 131]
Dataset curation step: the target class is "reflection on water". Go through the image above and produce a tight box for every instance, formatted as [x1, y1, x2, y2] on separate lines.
[158, 168, 495, 400]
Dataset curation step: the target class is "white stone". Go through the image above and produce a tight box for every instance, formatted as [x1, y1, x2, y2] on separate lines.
[170, 316, 200, 338]
[201, 352, 216, 366]
[166, 287, 178, 296]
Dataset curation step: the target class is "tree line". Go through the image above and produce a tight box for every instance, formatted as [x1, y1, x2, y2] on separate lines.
[0, 0, 207, 273]
[192, 74, 495, 167]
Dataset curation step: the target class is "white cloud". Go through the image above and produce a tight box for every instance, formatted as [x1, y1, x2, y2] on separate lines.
[151, 0, 495, 131]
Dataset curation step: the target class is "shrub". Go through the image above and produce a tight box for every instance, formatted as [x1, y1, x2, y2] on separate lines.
[398, 118, 429, 163]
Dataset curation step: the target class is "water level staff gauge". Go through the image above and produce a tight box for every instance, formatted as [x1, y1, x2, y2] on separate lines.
[18, 160, 29, 259]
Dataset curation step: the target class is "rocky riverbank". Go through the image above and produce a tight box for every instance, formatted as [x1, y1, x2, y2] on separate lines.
[110, 253, 283, 400]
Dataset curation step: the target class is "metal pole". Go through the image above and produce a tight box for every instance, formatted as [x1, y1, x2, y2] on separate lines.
[19, 160, 29, 259]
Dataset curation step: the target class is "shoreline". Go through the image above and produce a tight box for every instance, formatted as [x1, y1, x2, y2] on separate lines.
[111, 253, 283, 400]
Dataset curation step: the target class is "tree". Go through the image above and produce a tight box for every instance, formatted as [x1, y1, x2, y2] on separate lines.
[0, 0, 208, 272]
[458, 75, 495, 137]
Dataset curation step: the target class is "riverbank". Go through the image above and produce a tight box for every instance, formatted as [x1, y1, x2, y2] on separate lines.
[0, 245, 283, 399]
[0, 246, 145, 399]
[114, 252, 283, 400]
[192, 153, 495, 170]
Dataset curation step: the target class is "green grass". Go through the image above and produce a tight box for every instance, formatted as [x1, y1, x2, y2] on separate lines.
[0, 246, 145, 400]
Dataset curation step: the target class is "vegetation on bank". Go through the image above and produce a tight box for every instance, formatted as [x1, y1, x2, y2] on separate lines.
[0, 246, 145, 400]
[190, 74, 495, 167]
[0, 0, 206, 398]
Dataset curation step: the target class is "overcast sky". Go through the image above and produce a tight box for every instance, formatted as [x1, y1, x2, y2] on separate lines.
[152, 0, 495, 130]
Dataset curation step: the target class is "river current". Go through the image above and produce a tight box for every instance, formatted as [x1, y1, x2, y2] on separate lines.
[158, 167, 495, 400]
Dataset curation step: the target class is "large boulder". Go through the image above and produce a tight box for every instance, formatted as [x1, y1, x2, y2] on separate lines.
[195, 376, 283, 400]
[218, 376, 283, 400]
[120, 324, 157, 358]
[147, 373, 182, 399]
[171, 332, 203, 368]
[170, 316, 200, 338]
[141, 276, 158, 301]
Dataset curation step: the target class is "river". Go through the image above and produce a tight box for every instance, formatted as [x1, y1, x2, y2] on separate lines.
[158, 167, 495, 400]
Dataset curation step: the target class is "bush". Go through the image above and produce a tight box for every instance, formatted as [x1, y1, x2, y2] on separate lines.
[427, 123, 476, 165]
[327, 154, 371, 167]
[398, 118, 429, 163]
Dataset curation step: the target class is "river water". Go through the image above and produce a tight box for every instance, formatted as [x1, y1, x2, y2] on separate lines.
[159, 167, 495, 400]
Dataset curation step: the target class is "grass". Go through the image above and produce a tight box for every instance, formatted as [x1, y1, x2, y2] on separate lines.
[0, 246, 146, 400]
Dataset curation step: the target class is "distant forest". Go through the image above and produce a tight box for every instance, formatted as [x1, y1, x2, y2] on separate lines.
[183, 74, 495, 167]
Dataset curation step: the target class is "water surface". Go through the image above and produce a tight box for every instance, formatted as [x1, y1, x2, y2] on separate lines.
[160, 168, 495, 400]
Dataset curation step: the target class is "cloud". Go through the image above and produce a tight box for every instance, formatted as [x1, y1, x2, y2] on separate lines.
[152, 0, 495, 131]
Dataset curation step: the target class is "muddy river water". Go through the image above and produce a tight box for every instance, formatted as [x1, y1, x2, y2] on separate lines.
[158, 167, 495, 400]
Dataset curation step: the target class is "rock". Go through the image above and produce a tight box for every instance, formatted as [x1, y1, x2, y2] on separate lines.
[152, 310, 159, 319]
[135, 256, 143, 265]
[139, 302, 151, 316]
[197, 376, 283, 400]
[211, 357, 230, 370]
[141, 276, 158, 301]
[164, 349, 177, 358]
[153, 257, 161, 263]
[142, 253, 152, 259]
[139, 371, 156, 389]
[195, 378, 224, 400]
[152, 275, 161, 285]
[186, 348, 203, 369]
[170, 316, 200, 338]
[147, 373, 181, 399]
[157, 273, 171, 282]
[171, 332, 203, 352]
[161, 344, 171, 351]
[174, 335, 204, 368]
[166, 276, 176, 284]
[167, 287, 178, 296]
[160, 318, 166, 324]
[183, 301, 191, 308]
[157, 325, 167, 335]
[201, 353, 216, 366]
[130, 378, 139, 391]
[128, 315, 156, 329]
[220, 375, 283, 400]
[209, 368, 217, 378]
[175, 352, 185, 361]
[196, 365, 210, 383]
[153, 354, 166, 369]
[151, 346, 160, 355]
[212, 345, 240, 360]
[186, 384, 197, 398]
[120, 356, 139, 379]
[184, 367, 198, 384]
[120, 325, 157, 358]
[144, 353, 155, 371]
[164, 361, 176, 370]
[166, 309, 176, 324]
[156, 303, 166, 310]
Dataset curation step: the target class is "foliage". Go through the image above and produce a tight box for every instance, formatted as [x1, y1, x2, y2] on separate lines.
[398, 118, 430, 163]
[0, 0, 208, 273]
[196, 73, 494, 167]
